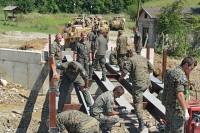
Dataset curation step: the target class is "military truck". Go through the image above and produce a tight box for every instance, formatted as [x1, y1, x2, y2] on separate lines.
[59, 15, 91, 50]
[109, 16, 125, 30]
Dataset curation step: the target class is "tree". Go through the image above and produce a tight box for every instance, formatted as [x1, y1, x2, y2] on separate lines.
[16, 0, 35, 13]
[156, 0, 189, 56]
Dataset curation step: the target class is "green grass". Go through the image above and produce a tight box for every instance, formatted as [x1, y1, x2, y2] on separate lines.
[0, 0, 198, 34]
[143, 0, 199, 7]
[0, 12, 135, 34]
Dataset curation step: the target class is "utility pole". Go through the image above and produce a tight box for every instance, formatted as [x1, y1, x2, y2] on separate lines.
[136, 0, 141, 26]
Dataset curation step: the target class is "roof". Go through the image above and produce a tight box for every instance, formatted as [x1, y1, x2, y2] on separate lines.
[2, 6, 21, 11]
[135, 7, 200, 19]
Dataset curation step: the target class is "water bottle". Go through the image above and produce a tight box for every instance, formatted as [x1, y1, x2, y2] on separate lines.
[185, 89, 190, 101]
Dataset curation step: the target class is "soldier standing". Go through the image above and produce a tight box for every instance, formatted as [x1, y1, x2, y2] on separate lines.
[116, 30, 128, 72]
[73, 31, 92, 75]
[133, 26, 142, 55]
[162, 56, 197, 133]
[51, 61, 92, 113]
[91, 86, 127, 132]
[56, 110, 100, 133]
[118, 50, 154, 132]
[90, 30, 108, 81]
[50, 33, 63, 87]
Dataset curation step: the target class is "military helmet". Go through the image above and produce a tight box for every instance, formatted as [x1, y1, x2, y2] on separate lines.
[118, 30, 122, 35]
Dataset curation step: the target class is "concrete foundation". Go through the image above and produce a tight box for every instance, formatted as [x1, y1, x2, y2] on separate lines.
[0, 48, 49, 94]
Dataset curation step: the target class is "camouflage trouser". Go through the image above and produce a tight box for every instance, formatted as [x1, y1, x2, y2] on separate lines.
[79, 118, 100, 133]
[132, 87, 146, 119]
[157, 90, 163, 101]
[135, 44, 142, 55]
[77, 57, 90, 75]
[164, 108, 185, 133]
[117, 54, 127, 70]
[90, 55, 106, 78]
[93, 113, 119, 128]
[58, 76, 92, 112]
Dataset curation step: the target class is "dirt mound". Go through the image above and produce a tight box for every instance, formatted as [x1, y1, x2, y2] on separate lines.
[17, 38, 48, 50]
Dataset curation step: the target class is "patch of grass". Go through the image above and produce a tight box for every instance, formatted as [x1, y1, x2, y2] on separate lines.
[143, 0, 199, 7]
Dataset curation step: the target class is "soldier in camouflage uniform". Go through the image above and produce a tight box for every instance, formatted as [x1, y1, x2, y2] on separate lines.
[118, 50, 154, 132]
[56, 110, 100, 133]
[90, 30, 108, 81]
[162, 56, 197, 133]
[109, 47, 117, 65]
[74, 31, 92, 75]
[133, 26, 142, 55]
[50, 33, 63, 87]
[116, 30, 128, 71]
[51, 61, 92, 113]
[91, 86, 127, 132]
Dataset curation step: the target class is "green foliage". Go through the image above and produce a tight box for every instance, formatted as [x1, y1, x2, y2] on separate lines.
[16, 0, 35, 13]
[156, 0, 190, 56]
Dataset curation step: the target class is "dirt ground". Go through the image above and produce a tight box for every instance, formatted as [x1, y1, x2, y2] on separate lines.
[0, 30, 200, 133]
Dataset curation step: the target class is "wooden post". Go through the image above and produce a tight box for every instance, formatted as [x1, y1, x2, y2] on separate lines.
[48, 34, 57, 129]
[162, 49, 167, 83]
[146, 45, 150, 60]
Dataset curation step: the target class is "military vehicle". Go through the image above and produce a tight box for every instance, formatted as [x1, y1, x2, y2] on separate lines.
[109, 16, 125, 30]
[59, 15, 91, 50]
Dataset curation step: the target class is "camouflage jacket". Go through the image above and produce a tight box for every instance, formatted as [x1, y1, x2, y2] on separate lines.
[109, 51, 117, 65]
[50, 40, 62, 61]
[122, 54, 153, 89]
[56, 110, 99, 133]
[74, 40, 91, 59]
[116, 36, 128, 55]
[58, 61, 88, 82]
[91, 91, 115, 116]
[162, 66, 188, 109]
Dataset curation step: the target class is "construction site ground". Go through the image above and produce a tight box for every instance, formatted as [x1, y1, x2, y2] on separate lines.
[0, 30, 200, 133]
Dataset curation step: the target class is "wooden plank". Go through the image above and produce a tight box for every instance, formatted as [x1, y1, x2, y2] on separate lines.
[94, 71, 134, 110]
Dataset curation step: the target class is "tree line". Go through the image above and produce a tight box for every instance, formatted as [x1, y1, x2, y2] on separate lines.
[0, 0, 152, 14]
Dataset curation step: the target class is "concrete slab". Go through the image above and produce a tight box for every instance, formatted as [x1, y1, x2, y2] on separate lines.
[13, 62, 28, 88]
[0, 61, 14, 81]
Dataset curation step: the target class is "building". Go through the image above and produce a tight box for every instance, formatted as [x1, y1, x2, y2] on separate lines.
[136, 7, 200, 47]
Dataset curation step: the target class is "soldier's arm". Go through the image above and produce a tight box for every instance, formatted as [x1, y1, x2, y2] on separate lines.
[73, 43, 78, 61]
[57, 121, 69, 133]
[137, 32, 142, 45]
[147, 59, 154, 73]
[106, 100, 121, 115]
[175, 74, 188, 110]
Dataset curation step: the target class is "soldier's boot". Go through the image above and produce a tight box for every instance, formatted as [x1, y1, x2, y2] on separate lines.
[138, 118, 145, 132]
[101, 76, 106, 81]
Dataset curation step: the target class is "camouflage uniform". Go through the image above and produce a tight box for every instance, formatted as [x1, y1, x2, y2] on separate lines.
[57, 61, 92, 112]
[123, 54, 153, 119]
[57, 110, 100, 133]
[50, 40, 62, 87]
[109, 50, 117, 65]
[134, 31, 142, 55]
[74, 40, 91, 75]
[162, 66, 188, 133]
[91, 91, 119, 128]
[116, 36, 128, 70]
[90, 36, 108, 79]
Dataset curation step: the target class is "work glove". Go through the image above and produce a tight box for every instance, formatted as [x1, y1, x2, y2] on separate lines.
[118, 106, 127, 110]
[185, 109, 190, 121]
[118, 110, 128, 115]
